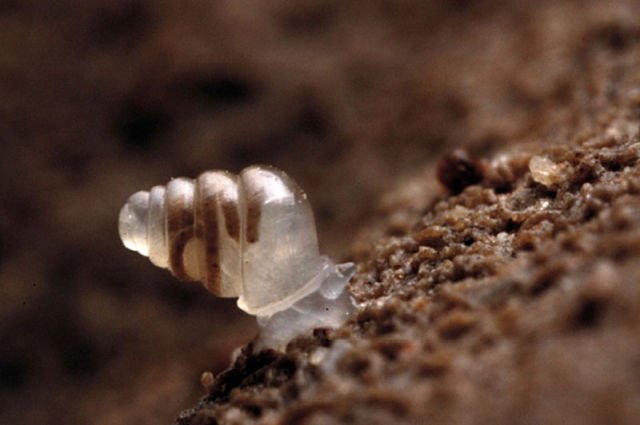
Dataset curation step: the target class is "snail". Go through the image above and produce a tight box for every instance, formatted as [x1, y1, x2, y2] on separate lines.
[118, 165, 356, 349]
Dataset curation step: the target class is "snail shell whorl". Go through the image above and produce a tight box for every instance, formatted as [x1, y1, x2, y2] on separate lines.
[119, 166, 325, 315]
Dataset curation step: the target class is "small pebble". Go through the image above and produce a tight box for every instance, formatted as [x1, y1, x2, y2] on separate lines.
[200, 371, 215, 392]
[528, 155, 566, 187]
[437, 149, 486, 194]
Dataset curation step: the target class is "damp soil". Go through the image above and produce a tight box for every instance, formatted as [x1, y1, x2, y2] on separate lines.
[1, 1, 640, 424]
[176, 4, 640, 424]
[178, 126, 640, 425]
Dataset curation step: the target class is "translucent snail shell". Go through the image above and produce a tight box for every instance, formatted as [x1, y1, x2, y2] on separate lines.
[118, 166, 355, 332]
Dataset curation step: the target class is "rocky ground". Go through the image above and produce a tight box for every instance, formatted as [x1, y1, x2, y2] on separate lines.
[1, 1, 640, 424]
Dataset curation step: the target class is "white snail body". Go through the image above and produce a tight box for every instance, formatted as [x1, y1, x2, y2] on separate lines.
[119, 165, 355, 348]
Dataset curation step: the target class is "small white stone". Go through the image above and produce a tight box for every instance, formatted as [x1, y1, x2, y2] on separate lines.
[529, 155, 566, 187]
[309, 347, 328, 365]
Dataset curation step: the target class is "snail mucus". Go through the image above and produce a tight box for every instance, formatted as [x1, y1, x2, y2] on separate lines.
[118, 165, 356, 349]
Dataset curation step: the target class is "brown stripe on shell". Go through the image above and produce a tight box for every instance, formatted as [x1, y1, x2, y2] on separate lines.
[221, 198, 240, 242]
[167, 190, 196, 281]
[196, 175, 222, 295]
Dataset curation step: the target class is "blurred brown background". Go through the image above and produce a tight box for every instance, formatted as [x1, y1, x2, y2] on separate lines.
[1, 0, 638, 424]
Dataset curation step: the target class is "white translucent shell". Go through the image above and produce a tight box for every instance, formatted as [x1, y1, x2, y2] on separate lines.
[118, 166, 327, 316]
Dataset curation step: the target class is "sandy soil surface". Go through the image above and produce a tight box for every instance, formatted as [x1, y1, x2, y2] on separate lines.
[1, 1, 639, 424]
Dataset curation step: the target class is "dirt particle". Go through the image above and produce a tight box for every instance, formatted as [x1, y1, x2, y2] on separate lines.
[437, 149, 486, 194]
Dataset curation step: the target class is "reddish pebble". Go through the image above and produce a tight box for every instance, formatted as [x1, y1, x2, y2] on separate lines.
[437, 149, 486, 194]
